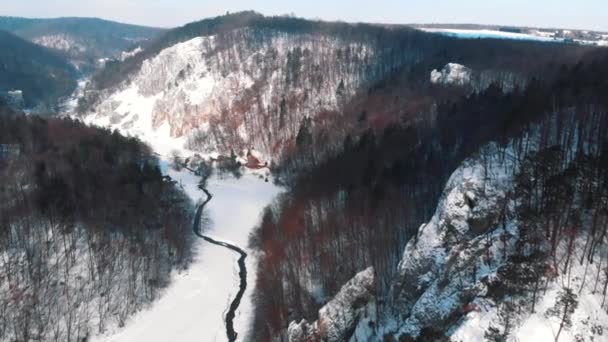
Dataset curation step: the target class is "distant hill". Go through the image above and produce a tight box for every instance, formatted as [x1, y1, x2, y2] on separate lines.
[0, 30, 77, 109]
[0, 16, 165, 72]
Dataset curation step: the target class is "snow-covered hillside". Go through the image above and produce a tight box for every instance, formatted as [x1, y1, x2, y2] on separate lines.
[421, 28, 563, 42]
[388, 145, 517, 337]
[83, 29, 374, 158]
[33, 34, 87, 52]
[285, 136, 608, 341]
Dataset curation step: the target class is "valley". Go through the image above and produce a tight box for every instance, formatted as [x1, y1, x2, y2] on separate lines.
[1, 8, 608, 342]
[89, 163, 281, 342]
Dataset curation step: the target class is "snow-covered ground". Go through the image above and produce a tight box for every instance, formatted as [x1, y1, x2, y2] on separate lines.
[421, 28, 563, 42]
[82, 78, 283, 341]
[92, 169, 282, 342]
[452, 234, 608, 342]
[421, 28, 608, 46]
[32, 34, 87, 52]
[61, 78, 89, 114]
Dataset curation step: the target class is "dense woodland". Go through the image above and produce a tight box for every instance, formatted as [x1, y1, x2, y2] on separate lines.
[0, 16, 163, 110]
[88, 11, 591, 93]
[0, 104, 193, 341]
[0, 31, 77, 109]
[248, 45, 608, 340]
[82, 12, 596, 169]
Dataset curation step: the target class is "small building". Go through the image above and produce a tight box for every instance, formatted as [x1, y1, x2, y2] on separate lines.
[246, 148, 267, 169]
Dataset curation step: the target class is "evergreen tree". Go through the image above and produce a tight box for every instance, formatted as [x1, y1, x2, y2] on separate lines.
[545, 287, 578, 342]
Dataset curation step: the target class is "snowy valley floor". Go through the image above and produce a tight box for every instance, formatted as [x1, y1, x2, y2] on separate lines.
[92, 170, 282, 342]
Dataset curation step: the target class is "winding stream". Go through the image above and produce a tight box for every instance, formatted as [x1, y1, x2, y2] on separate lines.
[90, 167, 280, 342]
[192, 186, 247, 342]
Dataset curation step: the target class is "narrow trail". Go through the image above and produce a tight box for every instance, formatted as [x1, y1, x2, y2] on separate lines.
[192, 185, 247, 342]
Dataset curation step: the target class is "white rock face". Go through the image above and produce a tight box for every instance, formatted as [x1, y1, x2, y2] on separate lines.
[430, 63, 472, 86]
[33, 34, 86, 52]
[380, 140, 608, 341]
[285, 127, 608, 341]
[120, 46, 143, 61]
[85, 30, 374, 157]
[387, 145, 517, 337]
[288, 267, 375, 342]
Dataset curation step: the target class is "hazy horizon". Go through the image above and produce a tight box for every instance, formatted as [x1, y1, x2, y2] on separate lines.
[1, 0, 607, 32]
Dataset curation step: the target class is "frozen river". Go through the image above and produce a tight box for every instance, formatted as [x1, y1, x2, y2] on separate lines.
[93, 169, 282, 342]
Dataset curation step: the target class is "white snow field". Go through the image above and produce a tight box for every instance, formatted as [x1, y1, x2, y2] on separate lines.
[92, 169, 282, 342]
[421, 28, 562, 42]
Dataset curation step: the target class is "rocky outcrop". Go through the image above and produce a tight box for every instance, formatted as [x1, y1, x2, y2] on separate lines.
[86, 29, 374, 157]
[430, 63, 472, 86]
[288, 267, 375, 342]
[32, 34, 86, 53]
[284, 147, 518, 341]
[388, 147, 517, 337]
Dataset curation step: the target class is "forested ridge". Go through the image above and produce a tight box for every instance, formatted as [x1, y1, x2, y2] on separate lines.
[0, 16, 164, 74]
[0, 103, 193, 341]
[0, 31, 77, 109]
[249, 46, 608, 340]
[81, 11, 596, 168]
[89, 11, 592, 94]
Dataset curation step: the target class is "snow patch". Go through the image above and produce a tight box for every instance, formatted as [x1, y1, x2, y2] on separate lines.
[121, 46, 143, 61]
[421, 28, 563, 42]
[33, 34, 86, 52]
[431, 63, 472, 86]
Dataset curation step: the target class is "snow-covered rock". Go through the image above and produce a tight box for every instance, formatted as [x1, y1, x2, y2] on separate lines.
[121, 46, 143, 61]
[386, 145, 517, 338]
[288, 267, 375, 342]
[431, 63, 472, 86]
[84, 29, 374, 158]
[380, 137, 608, 341]
[33, 34, 86, 52]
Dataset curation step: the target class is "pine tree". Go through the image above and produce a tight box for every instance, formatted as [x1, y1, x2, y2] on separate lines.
[545, 287, 578, 342]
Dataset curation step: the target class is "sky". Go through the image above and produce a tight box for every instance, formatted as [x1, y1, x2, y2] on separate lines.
[1, 0, 607, 31]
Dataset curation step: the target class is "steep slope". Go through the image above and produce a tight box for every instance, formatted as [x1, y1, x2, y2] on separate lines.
[80, 12, 594, 164]
[0, 30, 77, 109]
[0, 16, 164, 72]
[250, 49, 608, 341]
[287, 145, 518, 341]
[0, 108, 193, 341]
[289, 267, 376, 341]
[384, 116, 608, 341]
[386, 144, 519, 339]
[287, 135, 608, 341]
[83, 29, 374, 157]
